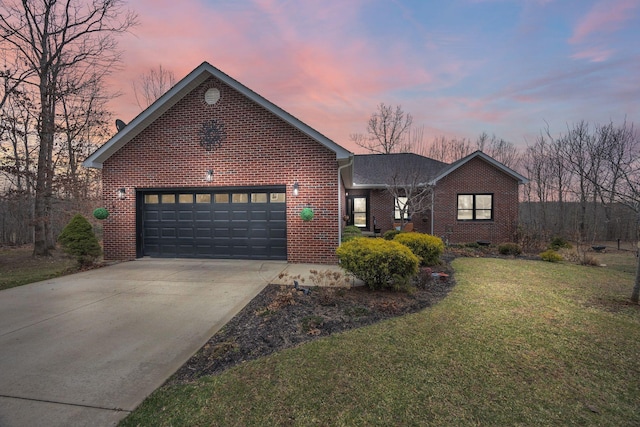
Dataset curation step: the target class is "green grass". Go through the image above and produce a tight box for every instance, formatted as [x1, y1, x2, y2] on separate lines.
[125, 256, 640, 426]
[0, 246, 78, 291]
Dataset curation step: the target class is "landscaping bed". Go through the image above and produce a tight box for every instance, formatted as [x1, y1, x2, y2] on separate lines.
[168, 265, 455, 385]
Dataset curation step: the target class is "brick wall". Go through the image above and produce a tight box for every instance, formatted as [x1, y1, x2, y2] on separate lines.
[101, 76, 340, 263]
[432, 157, 519, 244]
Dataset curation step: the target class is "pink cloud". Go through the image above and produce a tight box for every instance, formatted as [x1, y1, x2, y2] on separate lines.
[571, 46, 614, 62]
[569, 0, 638, 44]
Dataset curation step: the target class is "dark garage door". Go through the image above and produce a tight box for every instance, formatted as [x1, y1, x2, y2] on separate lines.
[140, 187, 286, 260]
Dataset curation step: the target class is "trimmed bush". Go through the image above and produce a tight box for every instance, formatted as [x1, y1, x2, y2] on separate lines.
[394, 232, 444, 266]
[336, 237, 419, 290]
[342, 225, 362, 242]
[58, 214, 102, 266]
[93, 207, 109, 220]
[498, 242, 522, 256]
[539, 249, 563, 263]
[383, 229, 402, 240]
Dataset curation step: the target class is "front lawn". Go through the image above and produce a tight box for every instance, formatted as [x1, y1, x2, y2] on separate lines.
[0, 246, 78, 291]
[121, 256, 640, 426]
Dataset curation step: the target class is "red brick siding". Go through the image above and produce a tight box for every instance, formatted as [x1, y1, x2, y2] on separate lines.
[101, 77, 339, 263]
[432, 157, 519, 244]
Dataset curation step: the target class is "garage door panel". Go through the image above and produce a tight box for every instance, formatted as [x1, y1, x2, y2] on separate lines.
[178, 211, 193, 221]
[142, 188, 287, 260]
[178, 228, 194, 238]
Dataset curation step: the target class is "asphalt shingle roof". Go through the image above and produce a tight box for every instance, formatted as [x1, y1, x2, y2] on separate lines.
[352, 153, 448, 187]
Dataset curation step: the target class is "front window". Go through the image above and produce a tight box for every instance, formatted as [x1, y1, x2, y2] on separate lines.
[394, 197, 409, 220]
[457, 194, 493, 221]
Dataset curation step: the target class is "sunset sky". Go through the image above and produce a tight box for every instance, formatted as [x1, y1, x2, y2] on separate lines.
[111, 0, 640, 153]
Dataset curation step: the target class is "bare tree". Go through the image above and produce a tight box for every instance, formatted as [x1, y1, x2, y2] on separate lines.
[420, 135, 474, 163]
[0, 0, 137, 256]
[476, 132, 520, 170]
[132, 64, 176, 109]
[56, 77, 111, 199]
[591, 121, 640, 302]
[350, 103, 413, 154]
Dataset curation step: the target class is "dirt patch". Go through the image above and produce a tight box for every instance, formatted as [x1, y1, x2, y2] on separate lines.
[169, 266, 455, 385]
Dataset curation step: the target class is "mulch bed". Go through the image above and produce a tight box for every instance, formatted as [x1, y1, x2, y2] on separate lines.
[168, 264, 456, 385]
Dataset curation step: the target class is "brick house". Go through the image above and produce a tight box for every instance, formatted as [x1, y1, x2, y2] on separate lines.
[84, 62, 527, 264]
[345, 151, 529, 245]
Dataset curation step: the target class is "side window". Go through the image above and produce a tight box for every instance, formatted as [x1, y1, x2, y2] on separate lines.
[457, 194, 493, 221]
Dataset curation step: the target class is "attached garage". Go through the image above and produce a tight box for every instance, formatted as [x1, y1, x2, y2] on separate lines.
[83, 62, 352, 264]
[137, 187, 286, 260]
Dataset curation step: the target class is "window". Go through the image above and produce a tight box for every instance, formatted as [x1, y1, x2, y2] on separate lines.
[195, 194, 211, 203]
[144, 194, 159, 204]
[270, 193, 286, 203]
[394, 197, 409, 220]
[161, 194, 175, 204]
[232, 193, 249, 203]
[178, 194, 193, 203]
[214, 193, 229, 203]
[457, 194, 493, 220]
[251, 193, 268, 203]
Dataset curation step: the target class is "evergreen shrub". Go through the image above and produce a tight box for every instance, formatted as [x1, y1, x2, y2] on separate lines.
[336, 237, 419, 290]
[394, 232, 444, 265]
[58, 214, 102, 266]
[342, 225, 362, 242]
[539, 249, 563, 263]
[498, 242, 522, 256]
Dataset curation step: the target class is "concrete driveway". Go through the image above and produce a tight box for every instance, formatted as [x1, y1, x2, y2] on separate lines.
[0, 258, 288, 426]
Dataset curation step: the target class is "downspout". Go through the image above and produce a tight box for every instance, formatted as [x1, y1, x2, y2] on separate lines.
[431, 188, 435, 236]
[338, 156, 354, 248]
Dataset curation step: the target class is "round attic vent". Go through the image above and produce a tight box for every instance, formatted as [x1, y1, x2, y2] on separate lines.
[204, 87, 220, 105]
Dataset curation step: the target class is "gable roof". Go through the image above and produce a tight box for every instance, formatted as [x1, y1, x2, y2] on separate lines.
[349, 153, 448, 188]
[431, 150, 529, 185]
[83, 62, 352, 169]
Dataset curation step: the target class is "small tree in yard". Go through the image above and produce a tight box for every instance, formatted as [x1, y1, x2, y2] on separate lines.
[58, 214, 101, 266]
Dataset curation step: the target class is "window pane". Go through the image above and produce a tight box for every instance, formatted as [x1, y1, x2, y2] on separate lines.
[354, 213, 367, 227]
[476, 209, 492, 220]
[458, 195, 473, 209]
[144, 194, 159, 204]
[195, 194, 211, 203]
[232, 193, 248, 203]
[178, 194, 193, 203]
[161, 194, 175, 204]
[395, 197, 408, 219]
[270, 193, 286, 203]
[251, 193, 268, 203]
[458, 209, 473, 220]
[353, 197, 367, 212]
[214, 194, 229, 203]
[476, 195, 492, 209]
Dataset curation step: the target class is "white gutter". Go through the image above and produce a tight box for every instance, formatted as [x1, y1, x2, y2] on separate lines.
[337, 156, 354, 247]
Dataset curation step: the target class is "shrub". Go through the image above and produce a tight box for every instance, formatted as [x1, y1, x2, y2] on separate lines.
[549, 236, 572, 251]
[336, 237, 419, 290]
[57, 214, 102, 266]
[498, 242, 522, 256]
[581, 254, 600, 266]
[342, 225, 362, 242]
[383, 229, 402, 240]
[539, 249, 563, 263]
[393, 232, 444, 265]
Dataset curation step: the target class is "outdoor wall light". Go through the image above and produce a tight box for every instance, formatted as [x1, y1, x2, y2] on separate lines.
[293, 181, 299, 196]
[117, 187, 126, 200]
[205, 169, 213, 182]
